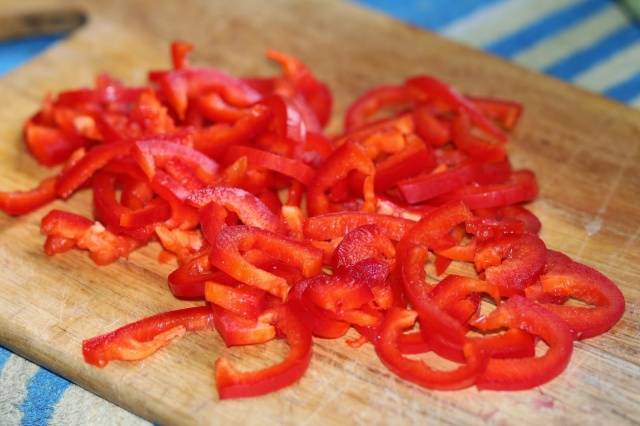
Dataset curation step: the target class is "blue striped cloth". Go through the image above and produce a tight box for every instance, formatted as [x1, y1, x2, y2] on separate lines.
[0, 1, 639, 424]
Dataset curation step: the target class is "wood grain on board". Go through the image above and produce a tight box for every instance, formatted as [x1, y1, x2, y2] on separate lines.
[0, 1, 638, 424]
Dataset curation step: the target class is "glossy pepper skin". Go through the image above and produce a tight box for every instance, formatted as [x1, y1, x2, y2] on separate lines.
[83, 306, 215, 367]
[215, 304, 312, 399]
[306, 141, 376, 216]
[472, 296, 573, 390]
[375, 308, 487, 390]
[525, 250, 625, 339]
[0, 176, 57, 216]
[209, 225, 323, 300]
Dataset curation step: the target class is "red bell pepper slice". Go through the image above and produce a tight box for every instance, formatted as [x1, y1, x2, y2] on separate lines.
[215, 304, 312, 399]
[345, 85, 421, 131]
[430, 275, 500, 322]
[209, 225, 322, 299]
[224, 145, 316, 186]
[196, 92, 248, 123]
[375, 308, 486, 390]
[468, 97, 523, 130]
[92, 172, 158, 241]
[147, 171, 199, 230]
[433, 169, 538, 209]
[304, 212, 414, 242]
[374, 135, 437, 192]
[167, 253, 225, 299]
[205, 281, 266, 320]
[212, 305, 277, 347]
[56, 141, 132, 198]
[471, 296, 573, 390]
[405, 75, 506, 142]
[481, 204, 542, 234]
[333, 113, 414, 147]
[525, 250, 625, 339]
[465, 217, 525, 242]
[151, 66, 262, 117]
[41, 210, 137, 265]
[171, 40, 193, 70]
[0, 176, 57, 216]
[288, 275, 351, 338]
[266, 49, 332, 128]
[413, 105, 451, 146]
[187, 186, 283, 234]
[397, 202, 473, 345]
[475, 233, 547, 296]
[25, 122, 84, 166]
[332, 224, 396, 271]
[307, 141, 376, 216]
[451, 111, 507, 163]
[133, 139, 218, 183]
[398, 160, 511, 205]
[434, 254, 452, 276]
[193, 104, 271, 158]
[83, 306, 214, 367]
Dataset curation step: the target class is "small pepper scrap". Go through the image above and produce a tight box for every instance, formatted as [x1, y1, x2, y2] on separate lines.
[0, 42, 625, 399]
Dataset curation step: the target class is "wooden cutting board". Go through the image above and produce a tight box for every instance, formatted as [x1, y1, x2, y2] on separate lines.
[0, 1, 639, 424]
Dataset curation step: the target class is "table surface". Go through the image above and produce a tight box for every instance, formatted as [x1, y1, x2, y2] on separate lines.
[0, 1, 639, 425]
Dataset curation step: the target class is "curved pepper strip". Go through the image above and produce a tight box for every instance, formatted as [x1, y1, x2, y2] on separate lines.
[92, 172, 159, 242]
[0, 176, 57, 216]
[210, 225, 323, 300]
[196, 92, 247, 123]
[430, 275, 500, 323]
[451, 111, 506, 163]
[475, 233, 547, 296]
[304, 212, 414, 242]
[212, 305, 277, 347]
[413, 105, 450, 146]
[333, 224, 396, 271]
[193, 104, 272, 158]
[524, 250, 625, 339]
[398, 160, 511, 205]
[333, 113, 414, 147]
[168, 253, 227, 299]
[83, 306, 214, 367]
[266, 49, 332, 128]
[397, 202, 473, 347]
[405, 75, 506, 142]
[374, 135, 436, 192]
[465, 217, 525, 242]
[56, 141, 132, 198]
[133, 139, 218, 183]
[41, 210, 137, 265]
[475, 205, 541, 235]
[375, 308, 486, 390]
[187, 186, 283, 234]
[25, 122, 84, 166]
[433, 170, 538, 209]
[151, 66, 262, 119]
[471, 296, 573, 390]
[215, 303, 312, 399]
[345, 85, 421, 131]
[224, 145, 316, 186]
[307, 141, 376, 216]
[170, 40, 193, 70]
[468, 97, 523, 130]
[149, 171, 199, 229]
[205, 281, 266, 320]
[288, 275, 351, 338]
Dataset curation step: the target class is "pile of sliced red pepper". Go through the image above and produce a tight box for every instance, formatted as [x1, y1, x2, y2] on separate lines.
[0, 42, 625, 397]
